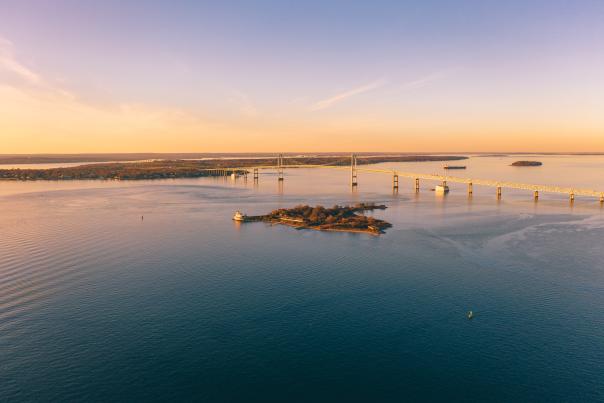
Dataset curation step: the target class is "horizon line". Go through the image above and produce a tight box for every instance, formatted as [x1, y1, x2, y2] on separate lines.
[3, 151, 604, 156]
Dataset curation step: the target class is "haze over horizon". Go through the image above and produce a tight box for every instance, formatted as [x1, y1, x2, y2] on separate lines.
[1, 1, 603, 153]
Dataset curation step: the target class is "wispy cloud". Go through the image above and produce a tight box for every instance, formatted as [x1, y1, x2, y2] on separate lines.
[0, 35, 77, 102]
[400, 71, 450, 91]
[0, 35, 220, 150]
[310, 79, 386, 111]
[0, 37, 41, 84]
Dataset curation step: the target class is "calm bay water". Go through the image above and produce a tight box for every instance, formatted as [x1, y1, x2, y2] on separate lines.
[1, 155, 604, 402]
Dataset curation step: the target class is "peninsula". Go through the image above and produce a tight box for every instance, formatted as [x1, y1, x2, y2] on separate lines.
[235, 203, 392, 235]
[0, 155, 467, 181]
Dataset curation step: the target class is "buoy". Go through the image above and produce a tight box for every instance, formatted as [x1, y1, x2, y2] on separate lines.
[467, 311, 474, 320]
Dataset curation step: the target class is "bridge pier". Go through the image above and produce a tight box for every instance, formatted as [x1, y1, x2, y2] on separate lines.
[351, 154, 358, 187]
[415, 178, 420, 193]
[497, 186, 502, 199]
[393, 173, 399, 191]
[468, 182, 473, 195]
[278, 154, 285, 181]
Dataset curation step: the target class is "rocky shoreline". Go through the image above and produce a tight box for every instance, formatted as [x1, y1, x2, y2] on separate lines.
[237, 203, 392, 235]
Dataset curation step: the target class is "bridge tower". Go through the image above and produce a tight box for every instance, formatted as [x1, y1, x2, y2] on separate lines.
[468, 182, 473, 196]
[253, 168, 259, 182]
[393, 172, 399, 192]
[497, 186, 502, 199]
[351, 154, 358, 187]
[277, 154, 284, 181]
[415, 178, 420, 193]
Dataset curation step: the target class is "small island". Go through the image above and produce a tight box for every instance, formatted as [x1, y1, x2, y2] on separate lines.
[511, 160, 543, 166]
[234, 203, 392, 235]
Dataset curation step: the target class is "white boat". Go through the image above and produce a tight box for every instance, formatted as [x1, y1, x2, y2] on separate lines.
[435, 184, 449, 194]
[467, 310, 474, 320]
[232, 211, 247, 221]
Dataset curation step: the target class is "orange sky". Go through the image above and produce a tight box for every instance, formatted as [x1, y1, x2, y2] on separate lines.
[2, 76, 603, 153]
[1, 2, 603, 153]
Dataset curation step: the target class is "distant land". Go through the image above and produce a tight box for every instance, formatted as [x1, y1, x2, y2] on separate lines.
[0, 153, 462, 165]
[0, 153, 299, 165]
[2, 152, 604, 165]
[511, 160, 543, 166]
[0, 155, 467, 181]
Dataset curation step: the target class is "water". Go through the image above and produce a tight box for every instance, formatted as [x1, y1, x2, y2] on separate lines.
[1, 156, 603, 402]
[0, 160, 159, 170]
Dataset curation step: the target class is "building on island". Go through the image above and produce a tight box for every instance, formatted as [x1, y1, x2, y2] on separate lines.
[233, 211, 247, 221]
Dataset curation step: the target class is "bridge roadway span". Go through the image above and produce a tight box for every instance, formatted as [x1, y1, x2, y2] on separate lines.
[206, 164, 604, 201]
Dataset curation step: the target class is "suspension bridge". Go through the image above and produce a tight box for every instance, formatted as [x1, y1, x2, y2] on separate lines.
[205, 154, 604, 203]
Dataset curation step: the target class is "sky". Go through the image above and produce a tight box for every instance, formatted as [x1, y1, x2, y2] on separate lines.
[0, 0, 603, 153]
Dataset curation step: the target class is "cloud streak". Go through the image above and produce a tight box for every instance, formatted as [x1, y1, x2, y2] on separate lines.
[0, 35, 221, 153]
[0, 36, 41, 84]
[310, 79, 386, 111]
[0, 35, 76, 100]
[400, 71, 450, 91]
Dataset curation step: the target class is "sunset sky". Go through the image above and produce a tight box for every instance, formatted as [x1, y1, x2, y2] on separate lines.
[1, 0, 603, 153]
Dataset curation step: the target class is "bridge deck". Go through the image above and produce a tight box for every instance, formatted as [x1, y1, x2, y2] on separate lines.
[205, 165, 604, 198]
